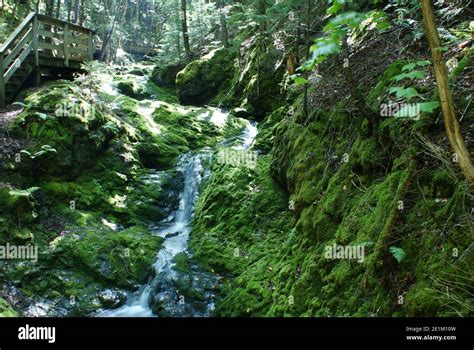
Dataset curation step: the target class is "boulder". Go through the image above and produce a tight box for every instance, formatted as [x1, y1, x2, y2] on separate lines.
[98, 289, 127, 309]
[176, 48, 235, 106]
[151, 63, 186, 88]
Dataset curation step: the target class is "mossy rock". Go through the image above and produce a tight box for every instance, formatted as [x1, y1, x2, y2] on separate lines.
[9, 82, 119, 177]
[218, 42, 285, 119]
[116, 79, 150, 100]
[49, 225, 163, 288]
[151, 63, 186, 88]
[176, 48, 236, 105]
[172, 252, 191, 274]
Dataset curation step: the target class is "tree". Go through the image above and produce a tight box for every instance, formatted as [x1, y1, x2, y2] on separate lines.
[181, 0, 192, 60]
[217, 0, 229, 48]
[99, 0, 127, 62]
[420, 0, 474, 184]
[72, 0, 79, 23]
[256, 0, 266, 32]
[44, 0, 53, 16]
[55, 0, 60, 18]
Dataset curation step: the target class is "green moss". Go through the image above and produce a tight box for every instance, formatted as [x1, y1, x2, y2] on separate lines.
[51, 225, 163, 287]
[176, 48, 236, 105]
[197, 74, 472, 317]
[173, 252, 191, 274]
[404, 282, 441, 316]
[190, 154, 295, 315]
[117, 79, 139, 98]
[0, 297, 18, 317]
[217, 40, 286, 118]
[151, 63, 186, 88]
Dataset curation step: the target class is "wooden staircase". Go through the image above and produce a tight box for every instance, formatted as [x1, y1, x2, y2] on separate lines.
[0, 12, 95, 108]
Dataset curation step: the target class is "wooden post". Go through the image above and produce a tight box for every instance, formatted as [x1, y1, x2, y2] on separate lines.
[0, 53, 5, 108]
[33, 15, 41, 86]
[88, 31, 93, 61]
[64, 23, 69, 67]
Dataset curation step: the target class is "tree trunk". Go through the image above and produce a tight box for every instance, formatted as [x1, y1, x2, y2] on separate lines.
[45, 0, 54, 16]
[44, 0, 54, 47]
[100, 0, 127, 62]
[67, 0, 72, 21]
[181, 0, 192, 60]
[257, 0, 266, 32]
[78, 0, 85, 25]
[73, 0, 79, 23]
[302, 0, 311, 121]
[218, 0, 229, 48]
[420, 0, 474, 184]
[55, 0, 61, 18]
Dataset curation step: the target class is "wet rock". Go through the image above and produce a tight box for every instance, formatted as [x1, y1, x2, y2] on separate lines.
[98, 289, 127, 309]
[165, 232, 180, 239]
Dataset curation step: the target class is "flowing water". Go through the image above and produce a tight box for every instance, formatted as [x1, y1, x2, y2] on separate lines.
[98, 115, 258, 317]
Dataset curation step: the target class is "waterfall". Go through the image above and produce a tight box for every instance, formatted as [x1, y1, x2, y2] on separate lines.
[97, 116, 257, 317]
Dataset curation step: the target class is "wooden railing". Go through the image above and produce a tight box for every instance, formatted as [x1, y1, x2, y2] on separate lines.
[0, 12, 94, 107]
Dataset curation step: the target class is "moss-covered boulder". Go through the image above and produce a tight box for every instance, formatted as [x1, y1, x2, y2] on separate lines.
[116, 78, 152, 100]
[216, 39, 285, 119]
[49, 225, 163, 288]
[9, 81, 120, 178]
[176, 49, 236, 105]
[151, 63, 186, 88]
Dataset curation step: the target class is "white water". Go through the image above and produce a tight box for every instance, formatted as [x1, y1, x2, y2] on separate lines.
[98, 115, 257, 317]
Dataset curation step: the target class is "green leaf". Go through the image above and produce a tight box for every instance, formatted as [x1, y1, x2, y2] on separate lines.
[389, 246, 406, 263]
[389, 87, 420, 100]
[394, 104, 420, 118]
[404, 70, 425, 80]
[392, 70, 425, 81]
[402, 63, 416, 72]
[416, 60, 431, 67]
[20, 150, 32, 157]
[327, 4, 341, 15]
[291, 75, 309, 85]
[418, 101, 440, 114]
[34, 112, 49, 121]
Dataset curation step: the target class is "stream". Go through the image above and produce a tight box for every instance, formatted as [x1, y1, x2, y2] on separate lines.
[97, 114, 258, 317]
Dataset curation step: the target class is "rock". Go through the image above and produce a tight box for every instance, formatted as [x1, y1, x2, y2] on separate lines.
[172, 252, 190, 274]
[165, 232, 180, 239]
[129, 68, 146, 76]
[176, 48, 236, 105]
[232, 107, 251, 119]
[98, 289, 127, 309]
[116, 79, 149, 100]
[232, 47, 285, 119]
[8, 81, 119, 177]
[151, 63, 186, 88]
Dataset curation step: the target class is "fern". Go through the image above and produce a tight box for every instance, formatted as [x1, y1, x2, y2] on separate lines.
[389, 246, 406, 263]
[8, 187, 41, 198]
[20, 145, 57, 160]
